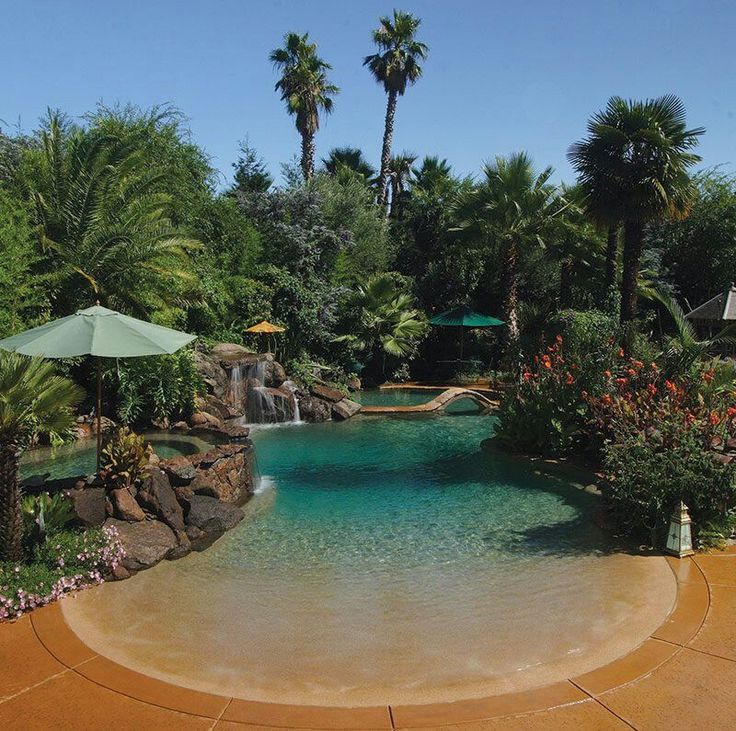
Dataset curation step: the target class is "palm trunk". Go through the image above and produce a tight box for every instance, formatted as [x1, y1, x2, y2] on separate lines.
[389, 175, 400, 219]
[377, 89, 398, 208]
[620, 219, 644, 325]
[502, 240, 520, 348]
[605, 225, 618, 288]
[300, 132, 315, 181]
[0, 443, 23, 562]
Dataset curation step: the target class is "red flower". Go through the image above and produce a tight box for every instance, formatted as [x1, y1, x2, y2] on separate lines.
[615, 377, 628, 387]
[627, 368, 637, 377]
[555, 334, 563, 344]
[601, 394, 613, 406]
[646, 383, 657, 397]
[565, 373, 574, 385]
[664, 380, 677, 394]
[709, 411, 721, 426]
[618, 347, 625, 358]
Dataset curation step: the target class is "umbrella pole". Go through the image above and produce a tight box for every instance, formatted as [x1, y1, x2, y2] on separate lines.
[460, 327, 464, 361]
[96, 358, 102, 473]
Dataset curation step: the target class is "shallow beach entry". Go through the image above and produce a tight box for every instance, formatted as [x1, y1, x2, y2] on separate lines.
[63, 407, 676, 706]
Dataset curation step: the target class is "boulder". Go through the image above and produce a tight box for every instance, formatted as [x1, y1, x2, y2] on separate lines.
[298, 395, 332, 423]
[186, 495, 244, 534]
[137, 467, 186, 532]
[111, 487, 146, 522]
[346, 376, 362, 391]
[159, 456, 196, 486]
[192, 349, 230, 400]
[167, 529, 192, 560]
[311, 383, 345, 403]
[188, 411, 208, 427]
[200, 394, 237, 421]
[332, 398, 362, 421]
[105, 518, 178, 571]
[211, 342, 253, 362]
[188, 444, 252, 503]
[264, 358, 287, 388]
[65, 486, 106, 527]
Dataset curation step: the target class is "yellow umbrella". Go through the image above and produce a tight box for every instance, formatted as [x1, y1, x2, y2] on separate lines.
[245, 320, 285, 354]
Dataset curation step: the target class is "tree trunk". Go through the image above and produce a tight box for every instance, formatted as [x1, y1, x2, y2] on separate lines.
[0, 443, 23, 562]
[605, 225, 618, 288]
[502, 240, 520, 347]
[300, 132, 315, 181]
[377, 90, 398, 209]
[559, 260, 573, 308]
[389, 174, 400, 219]
[620, 219, 644, 325]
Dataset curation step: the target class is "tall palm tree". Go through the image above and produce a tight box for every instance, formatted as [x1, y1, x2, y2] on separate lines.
[605, 225, 619, 289]
[28, 111, 198, 317]
[458, 153, 562, 351]
[364, 11, 428, 208]
[0, 353, 83, 560]
[568, 95, 704, 328]
[322, 147, 375, 180]
[270, 33, 338, 181]
[387, 152, 416, 218]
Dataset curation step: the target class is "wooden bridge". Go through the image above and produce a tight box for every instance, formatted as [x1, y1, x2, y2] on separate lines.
[360, 387, 498, 414]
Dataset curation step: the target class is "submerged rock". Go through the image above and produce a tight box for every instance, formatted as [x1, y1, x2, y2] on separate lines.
[332, 398, 362, 421]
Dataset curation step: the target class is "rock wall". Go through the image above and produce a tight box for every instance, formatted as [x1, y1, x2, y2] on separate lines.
[66, 443, 255, 577]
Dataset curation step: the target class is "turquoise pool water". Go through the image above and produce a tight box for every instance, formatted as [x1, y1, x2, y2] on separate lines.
[63, 410, 676, 706]
[352, 388, 437, 406]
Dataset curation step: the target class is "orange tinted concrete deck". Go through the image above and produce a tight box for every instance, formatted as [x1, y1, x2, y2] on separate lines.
[2, 549, 735, 730]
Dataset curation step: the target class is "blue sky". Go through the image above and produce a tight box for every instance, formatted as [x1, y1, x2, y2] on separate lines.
[2, 0, 735, 187]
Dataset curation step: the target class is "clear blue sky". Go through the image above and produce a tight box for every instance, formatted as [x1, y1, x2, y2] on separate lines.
[3, 0, 735, 187]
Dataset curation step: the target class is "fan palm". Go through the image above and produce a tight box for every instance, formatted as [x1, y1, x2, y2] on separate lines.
[458, 152, 562, 349]
[0, 353, 83, 560]
[387, 152, 416, 218]
[322, 147, 375, 180]
[568, 95, 704, 327]
[335, 274, 427, 377]
[271, 33, 338, 181]
[364, 11, 428, 207]
[28, 111, 198, 317]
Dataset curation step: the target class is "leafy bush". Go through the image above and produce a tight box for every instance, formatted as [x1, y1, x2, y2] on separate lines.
[588, 363, 736, 545]
[495, 336, 588, 456]
[0, 525, 126, 620]
[21, 492, 75, 546]
[100, 427, 152, 490]
[114, 350, 203, 425]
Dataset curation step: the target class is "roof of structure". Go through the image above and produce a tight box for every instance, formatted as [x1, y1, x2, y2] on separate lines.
[686, 283, 736, 321]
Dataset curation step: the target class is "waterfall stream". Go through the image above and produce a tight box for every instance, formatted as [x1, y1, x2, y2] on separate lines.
[227, 360, 300, 424]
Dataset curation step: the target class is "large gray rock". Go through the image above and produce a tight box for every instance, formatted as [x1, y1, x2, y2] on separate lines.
[192, 350, 229, 400]
[105, 518, 178, 571]
[298, 395, 332, 423]
[66, 486, 106, 527]
[137, 467, 186, 532]
[186, 495, 244, 534]
[332, 398, 362, 421]
[211, 342, 253, 362]
[159, 456, 196, 486]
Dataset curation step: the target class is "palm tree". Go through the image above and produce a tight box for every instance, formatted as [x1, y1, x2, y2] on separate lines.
[270, 33, 338, 181]
[28, 111, 198, 317]
[458, 152, 562, 350]
[568, 95, 704, 328]
[0, 353, 83, 560]
[335, 274, 427, 378]
[387, 152, 416, 218]
[364, 11, 428, 208]
[322, 147, 376, 180]
[605, 225, 619, 289]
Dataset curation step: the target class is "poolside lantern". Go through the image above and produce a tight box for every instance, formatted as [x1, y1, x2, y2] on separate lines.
[0, 304, 196, 471]
[665, 501, 695, 558]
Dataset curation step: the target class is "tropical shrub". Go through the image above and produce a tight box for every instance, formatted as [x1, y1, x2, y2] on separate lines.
[495, 336, 589, 456]
[0, 525, 125, 620]
[100, 428, 152, 490]
[114, 350, 202, 425]
[588, 364, 736, 545]
[21, 492, 75, 546]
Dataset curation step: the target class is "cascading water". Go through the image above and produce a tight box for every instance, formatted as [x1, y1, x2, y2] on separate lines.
[282, 380, 302, 423]
[229, 359, 301, 424]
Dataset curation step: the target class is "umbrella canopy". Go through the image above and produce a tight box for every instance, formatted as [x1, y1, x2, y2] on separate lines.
[245, 320, 286, 333]
[0, 305, 196, 469]
[429, 306, 504, 328]
[0, 305, 196, 358]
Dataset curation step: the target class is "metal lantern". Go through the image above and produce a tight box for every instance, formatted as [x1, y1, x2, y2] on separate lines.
[665, 501, 695, 558]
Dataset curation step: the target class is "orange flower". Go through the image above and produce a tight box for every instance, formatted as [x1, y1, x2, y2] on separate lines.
[727, 406, 736, 417]
[618, 347, 625, 358]
[555, 334, 563, 344]
[565, 372, 574, 385]
[709, 411, 721, 426]
[646, 383, 657, 397]
[664, 380, 677, 394]
[603, 370, 612, 378]
[601, 394, 613, 406]
[627, 368, 637, 377]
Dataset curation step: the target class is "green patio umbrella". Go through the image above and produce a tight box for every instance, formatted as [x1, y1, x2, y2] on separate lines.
[0, 305, 196, 469]
[429, 305, 504, 360]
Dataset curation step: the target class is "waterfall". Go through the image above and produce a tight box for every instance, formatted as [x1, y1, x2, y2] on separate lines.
[230, 359, 301, 424]
[227, 364, 245, 406]
[282, 380, 302, 423]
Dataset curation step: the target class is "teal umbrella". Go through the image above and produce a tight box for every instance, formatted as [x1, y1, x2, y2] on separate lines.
[0, 305, 196, 468]
[429, 306, 504, 360]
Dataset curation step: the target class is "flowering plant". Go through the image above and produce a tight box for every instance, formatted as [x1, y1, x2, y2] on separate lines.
[0, 525, 125, 620]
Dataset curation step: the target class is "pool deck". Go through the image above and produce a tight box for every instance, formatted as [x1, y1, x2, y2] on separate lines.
[361, 387, 499, 414]
[2, 547, 735, 729]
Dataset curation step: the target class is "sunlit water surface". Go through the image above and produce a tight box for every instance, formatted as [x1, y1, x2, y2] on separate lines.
[63, 407, 675, 705]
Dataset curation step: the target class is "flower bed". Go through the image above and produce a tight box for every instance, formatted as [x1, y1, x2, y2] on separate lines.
[0, 525, 125, 620]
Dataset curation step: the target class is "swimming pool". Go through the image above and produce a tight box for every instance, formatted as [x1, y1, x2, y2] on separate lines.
[62, 409, 675, 706]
